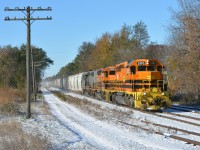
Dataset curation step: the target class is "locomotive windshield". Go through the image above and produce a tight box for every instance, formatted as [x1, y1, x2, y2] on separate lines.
[147, 66, 155, 71]
[130, 66, 136, 74]
[104, 71, 108, 77]
[138, 66, 146, 71]
[138, 66, 156, 71]
[109, 71, 116, 75]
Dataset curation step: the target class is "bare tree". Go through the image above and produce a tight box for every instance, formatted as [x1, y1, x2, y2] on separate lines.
[167, 0, 200, 103]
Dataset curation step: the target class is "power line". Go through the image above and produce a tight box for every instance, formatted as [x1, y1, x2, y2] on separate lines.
[4, 6, 52, 119]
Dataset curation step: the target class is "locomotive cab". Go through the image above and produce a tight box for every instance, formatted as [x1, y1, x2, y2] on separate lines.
[97, 66, 116, 100]
[102, 66, 116, 82]
[127, 59, 165, 91]
[116, 61, 128, 81]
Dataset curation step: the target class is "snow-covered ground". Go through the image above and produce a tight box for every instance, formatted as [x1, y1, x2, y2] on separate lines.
[30, 88, 199, 150]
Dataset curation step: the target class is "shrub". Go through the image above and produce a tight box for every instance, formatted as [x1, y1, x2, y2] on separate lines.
[0, 88, 25, 114]
[0, 101, 19, 114]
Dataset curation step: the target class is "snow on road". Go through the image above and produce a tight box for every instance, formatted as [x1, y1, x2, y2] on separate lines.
[41, 88, 200, 150]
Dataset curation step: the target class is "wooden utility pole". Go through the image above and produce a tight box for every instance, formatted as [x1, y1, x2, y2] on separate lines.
[32, 60, 44, 101]
[4, 6, 52, 119]
[31, 48, 36, 102]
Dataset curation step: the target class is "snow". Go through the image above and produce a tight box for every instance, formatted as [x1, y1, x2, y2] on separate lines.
[35, 88, 200, 150]
[165, 108, 200, 118]
[63, 90, 200, 133]
[155, 112, 200, 125]
[65, 90, 200, 145]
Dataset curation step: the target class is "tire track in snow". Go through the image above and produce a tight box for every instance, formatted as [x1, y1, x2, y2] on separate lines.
[43, 89, 97, 150]
[43, 89, 179, 150]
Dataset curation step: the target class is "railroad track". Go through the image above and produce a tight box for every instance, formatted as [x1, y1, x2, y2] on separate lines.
[114, 103, 200, 126]
[53, 89, 200, 130]
[170, 105, 200, 114]
[122, 116, 200, 137]
[72, 91, 200, 127]
[110, 101, 200, 125]
[140, 120, 200, 137]
[163, 112, 200, 121]
[52, 90, 200, 147]
[172, 105, 200, 111]
[113, 118, 200, 146]
[144, 111, 200, 127]
[107, 102, 200, 127]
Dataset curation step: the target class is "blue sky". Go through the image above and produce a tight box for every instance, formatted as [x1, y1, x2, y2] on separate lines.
[0, 0, 178, 77]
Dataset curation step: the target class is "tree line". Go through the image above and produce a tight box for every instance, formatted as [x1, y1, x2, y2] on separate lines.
[54, 0, 200, 104]
[0, 45, 53, 89]
[57, 21, 152, 76]
[167, 0, 200, 103]
[55, 22, 168, 79]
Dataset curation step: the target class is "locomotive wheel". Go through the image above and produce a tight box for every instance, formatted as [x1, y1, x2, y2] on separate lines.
[88, 90, 91, 96]
[131, 97, 135, 108]
[93, 91, 96, 98]
[124, 96, 134, 107]
[82, 90, 86, 95]
[101, 92, 106, 101]
[111, 94, 118, 104]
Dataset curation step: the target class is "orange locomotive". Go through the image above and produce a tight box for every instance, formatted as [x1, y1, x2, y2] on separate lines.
[95, 59, 171, 110]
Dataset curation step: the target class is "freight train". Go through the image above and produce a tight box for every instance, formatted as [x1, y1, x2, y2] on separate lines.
[44, 59, 171, 111]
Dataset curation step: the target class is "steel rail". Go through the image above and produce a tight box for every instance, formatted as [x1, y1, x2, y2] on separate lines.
[115, 118, 200, 146]
[163, 112, 200, 121]
[144, 111, 200, 127]
[171, 105, 200, 111]
[170, 106, 200, 114]
[140, 120, 200, 137]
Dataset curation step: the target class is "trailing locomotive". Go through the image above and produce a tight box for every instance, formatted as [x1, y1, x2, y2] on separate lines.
[45, 59, 171, 111]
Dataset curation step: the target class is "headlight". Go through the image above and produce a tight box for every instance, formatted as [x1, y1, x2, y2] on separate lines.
[161, 92, 165, 96]
[143, 92, 147, 96]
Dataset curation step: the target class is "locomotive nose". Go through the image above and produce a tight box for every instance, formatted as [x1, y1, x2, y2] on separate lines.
[146, 72, 162, 80]
[137, 71, 162, 80]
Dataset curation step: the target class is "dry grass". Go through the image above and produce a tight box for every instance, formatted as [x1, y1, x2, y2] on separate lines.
[0, 88, 26, 102]
[0, 89, 52, 149]
[0, 121, 50, 150]
[0, 88, 26, 114]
